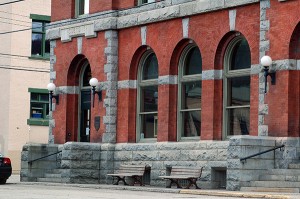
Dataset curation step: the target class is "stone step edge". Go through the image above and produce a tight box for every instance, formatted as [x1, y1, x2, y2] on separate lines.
[180, 190, 290, 199]
[240, 187, 299, 193]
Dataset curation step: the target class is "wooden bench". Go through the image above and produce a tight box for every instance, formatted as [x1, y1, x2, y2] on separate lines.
[159, 166, 203, 189]
[107, 165, 146, 186]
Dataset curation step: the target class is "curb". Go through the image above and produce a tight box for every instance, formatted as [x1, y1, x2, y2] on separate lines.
[180, 190, 291, 199]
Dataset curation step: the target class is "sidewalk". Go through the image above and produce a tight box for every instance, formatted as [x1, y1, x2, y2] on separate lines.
[7, 175, 300, 199]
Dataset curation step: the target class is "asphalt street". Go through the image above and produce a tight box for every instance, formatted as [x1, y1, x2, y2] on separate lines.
[0, 175, 297, 199]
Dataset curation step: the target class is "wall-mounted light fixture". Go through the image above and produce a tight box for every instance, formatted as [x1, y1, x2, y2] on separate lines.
[261, 55, 276, 93]
[47, 83, 59, 111]
[89, 77, 102, 107]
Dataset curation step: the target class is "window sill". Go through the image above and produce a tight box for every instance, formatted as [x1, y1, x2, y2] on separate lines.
[138, 138, 157, 143]
[178, 137, 200, 142]
[27, 119, 49, 126]
[29, 56, 50, 61]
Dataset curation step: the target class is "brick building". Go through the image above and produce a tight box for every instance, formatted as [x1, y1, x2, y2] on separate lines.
[22, 0, 300, 191]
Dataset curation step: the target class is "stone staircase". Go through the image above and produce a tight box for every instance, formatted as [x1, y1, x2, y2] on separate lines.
[37, 169, 65, 183]
[241, 163, 300, 193]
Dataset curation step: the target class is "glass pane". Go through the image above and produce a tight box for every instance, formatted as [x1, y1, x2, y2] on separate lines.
[230, 39, 251, 70]
[184, 47, 202, 75]
[228, 107, 250, 136]
[228, 76, 250, 106]
[141, 86, 158, 112]
[31, 33, 42, 56]
[141, 113, 157, 139]
[32, 21, 43, 32]
[31, 103, 44, 118]
[31, 93, 39, 101]
[143, 53, 158, 80]
[78, 0, 85, 15]
[40, 94, 49, 102]
[45, 104, 49, 118]
[182, 81, 201, 109]
[182, 111, 201, 137]
[45, 39, 50, 54]
[82, 65, 91, 87]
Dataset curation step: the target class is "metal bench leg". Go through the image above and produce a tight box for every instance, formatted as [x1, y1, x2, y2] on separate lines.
[184, 179, 200, 189]
[167, 179, 182, 188]
[113, 176, 129, 186]
[132, 176, 144, 186]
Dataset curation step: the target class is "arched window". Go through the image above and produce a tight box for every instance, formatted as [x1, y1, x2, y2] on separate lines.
[223, 36, 251, 137]
[178, 45, 202, 139]
[137, 51, 158, 141]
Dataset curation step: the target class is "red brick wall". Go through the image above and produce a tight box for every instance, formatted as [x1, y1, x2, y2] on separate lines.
[265, 0, 300, 137]
[51, 0, 75, 22]
[53, 34, 106, 144]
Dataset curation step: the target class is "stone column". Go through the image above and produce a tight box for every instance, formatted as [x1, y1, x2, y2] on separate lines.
[258, 0, 270, 136]
[49, 40, 57, 144]
[102, 30, 118, 143]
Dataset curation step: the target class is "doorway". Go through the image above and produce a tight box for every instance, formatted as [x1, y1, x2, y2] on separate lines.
[79, 62, 92, 142]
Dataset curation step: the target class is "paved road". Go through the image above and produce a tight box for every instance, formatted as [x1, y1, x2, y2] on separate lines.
[0, 175, 291, 199]
[0, 183, 263, 199]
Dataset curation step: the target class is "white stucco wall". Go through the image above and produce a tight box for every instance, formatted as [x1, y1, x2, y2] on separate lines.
[0, 0, 51, 173]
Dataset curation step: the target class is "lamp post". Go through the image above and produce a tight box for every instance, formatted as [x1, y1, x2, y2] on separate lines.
[47, 83, 59, 111]
[89, 77, 101, 107]
[261, 55, 276, 93]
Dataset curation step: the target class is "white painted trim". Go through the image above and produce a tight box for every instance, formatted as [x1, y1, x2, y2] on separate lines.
[141, 26, 147, 45]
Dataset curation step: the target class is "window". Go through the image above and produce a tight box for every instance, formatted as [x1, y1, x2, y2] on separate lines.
[27, 88, 49, 126]
[137, 51, 159, 141]
[30, 14, 50, 59]
[138, 0, 155, 5]
[76, 0, 89, 17]
[178, 45, 202, 139]
[223, 36, 251, 137]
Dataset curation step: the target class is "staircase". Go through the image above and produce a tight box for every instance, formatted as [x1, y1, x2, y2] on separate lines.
[240, 163, 300, 193]
[37, 169, 65, 183]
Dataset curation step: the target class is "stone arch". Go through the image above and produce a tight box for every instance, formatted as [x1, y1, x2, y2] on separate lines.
[65, 54, 91, 142]
[170, 39, 199, 75]
[214, 31, 249, 70]
[288, 22, 300, 137]
[289, 22, 300, 59]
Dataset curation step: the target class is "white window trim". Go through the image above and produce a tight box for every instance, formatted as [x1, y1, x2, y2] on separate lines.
[138, 0, 155, 6]
[75, 0, 89, 18]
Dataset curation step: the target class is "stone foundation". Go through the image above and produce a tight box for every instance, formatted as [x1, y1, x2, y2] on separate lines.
[21, 136, 300, 190]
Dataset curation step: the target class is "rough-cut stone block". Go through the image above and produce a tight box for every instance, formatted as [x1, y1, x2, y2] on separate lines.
[102, 132, 116, 143]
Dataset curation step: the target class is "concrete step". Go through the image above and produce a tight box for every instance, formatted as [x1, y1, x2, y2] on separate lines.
[44, 173, 61, 178]
[267, 169, 300, 175]
[251, 180, 300, 188]
[288, 163, 300, 169]
[37, 177, 64, 183]
[260, 174, 300, 181]
[46, 169, 62, 174]
[240, 187, 299, 193]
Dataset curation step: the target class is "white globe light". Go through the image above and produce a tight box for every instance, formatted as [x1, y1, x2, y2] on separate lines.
[261, 55, 272, 67]
[89, 78, 98, 87]
[47, 83, 56, 91]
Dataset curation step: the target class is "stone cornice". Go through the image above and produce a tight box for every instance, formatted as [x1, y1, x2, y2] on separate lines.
[47, 0, 259, 42]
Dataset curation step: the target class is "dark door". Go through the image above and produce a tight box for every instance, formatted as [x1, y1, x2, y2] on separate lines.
[80, 90, 91, 142]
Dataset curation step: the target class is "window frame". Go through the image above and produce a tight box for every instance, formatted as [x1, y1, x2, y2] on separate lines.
[177, 44, 202, 141]
[223, 36, 251, 139]
[30, 14, 50, 59]
[136, 50, 158, 142]
[27, 88, 49, 126]
[75, 0, 90, 18]
[138, 0, 155, 6]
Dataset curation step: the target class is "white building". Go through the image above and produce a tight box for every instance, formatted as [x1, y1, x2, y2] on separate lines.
[0, 0, 51, 173]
